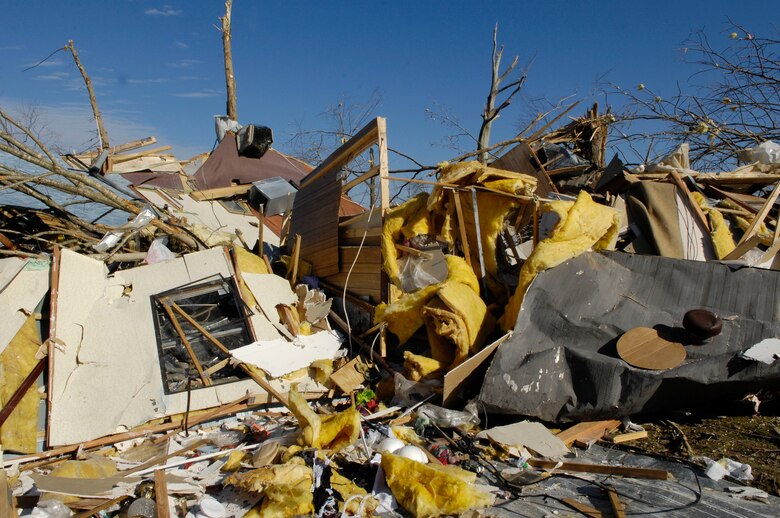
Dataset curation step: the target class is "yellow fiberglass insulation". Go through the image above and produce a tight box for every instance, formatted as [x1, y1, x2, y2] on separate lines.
[227, 463, 314, 518]
[0, 314, 41, 454]
[381, 452, 493, 517]
[428, 162, 536, 281]
[499, 191, 620, 331]
[288, 385, 361, 451]
[375, 255, 479, 345]
[381, 193, 433, 287]
[404, 350, 446, 381]
[691, 192, 735, 259]
[423, 281, 494, 369]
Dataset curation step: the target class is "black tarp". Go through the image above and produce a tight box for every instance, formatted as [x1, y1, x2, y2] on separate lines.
[479, 251, 780, 422]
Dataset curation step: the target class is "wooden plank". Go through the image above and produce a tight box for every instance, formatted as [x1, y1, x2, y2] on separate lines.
[722, 234, 763, 261]
[189, 184, 252, 201]
[0, 357, 46, 428]
[1, 469, 16, 517]
[527, 458, 670, 480]
[73, 495, 131, 518]
[342, 165, 379, 193]
[161, 301, 212, 387]
[330, 357, 365, 394]
[169, 303, 291, 409]
[78, 136, 157, 160]
[734, 180, 780, 247]
[556, 420, 622, 447]
[341, 246, 382, 264]
[289, 172, 341, 277]
[610, 430, 649, 444]
[443, 333, 511, 406]
[606, 486, 626, 518]
[377, 117, 390, 215]
[110, 145, 173, 164]
[668, 170, 710, 232]
[288, 234, 301, 286]
[301, 118, 380, 188]
[452, 190, 472, 270]
[154, 469, 170, 518]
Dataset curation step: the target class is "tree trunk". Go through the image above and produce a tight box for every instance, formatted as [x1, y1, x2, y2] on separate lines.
[221, 0, 238, 122]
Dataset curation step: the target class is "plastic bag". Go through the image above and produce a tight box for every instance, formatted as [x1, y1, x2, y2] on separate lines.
[392, 373, 438, 407]
[748, 141, 780, 164]
[30, 499, 73, 517]
[416, 401, 480, 430]
[92, 231, 123, 252]
[397, 248, 448, 293]
[144, 237, 175, 264]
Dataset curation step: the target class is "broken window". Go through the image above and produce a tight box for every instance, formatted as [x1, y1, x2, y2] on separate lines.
[151, 275, 252, 394]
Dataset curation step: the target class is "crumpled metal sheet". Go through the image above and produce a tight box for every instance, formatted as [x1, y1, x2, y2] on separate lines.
[479, 251, 780, 422]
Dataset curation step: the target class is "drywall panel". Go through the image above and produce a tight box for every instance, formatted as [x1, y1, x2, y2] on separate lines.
[48, 248, 287, 446]
[0, 258, 49, 355]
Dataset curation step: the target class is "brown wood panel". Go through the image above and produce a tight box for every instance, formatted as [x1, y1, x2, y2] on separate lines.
[491, 141, 556, 197]
[288, 172, 341, 277]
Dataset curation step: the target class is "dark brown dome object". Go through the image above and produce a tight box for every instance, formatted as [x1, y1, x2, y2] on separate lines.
[683, 309, 723, 344]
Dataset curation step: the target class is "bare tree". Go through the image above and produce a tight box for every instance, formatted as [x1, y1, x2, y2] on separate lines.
[477, 24, 527, 163]
[611, 22, 780, 169]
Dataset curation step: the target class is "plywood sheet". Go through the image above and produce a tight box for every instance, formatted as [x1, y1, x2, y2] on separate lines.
[288, 172, 341, 276]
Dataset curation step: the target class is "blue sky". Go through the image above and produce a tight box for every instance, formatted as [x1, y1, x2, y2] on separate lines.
[0, 1, 776, 170]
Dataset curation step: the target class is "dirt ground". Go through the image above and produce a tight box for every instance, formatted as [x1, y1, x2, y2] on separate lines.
[621, 399, 780, 496]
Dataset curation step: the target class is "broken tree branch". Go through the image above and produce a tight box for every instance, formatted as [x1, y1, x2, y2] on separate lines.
[67, 40, 110, 151]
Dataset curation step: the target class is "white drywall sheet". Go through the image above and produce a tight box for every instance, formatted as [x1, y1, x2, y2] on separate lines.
[48, 247, 292, 446]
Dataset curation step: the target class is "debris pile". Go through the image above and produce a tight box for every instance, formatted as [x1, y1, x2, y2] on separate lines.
[2, 103, 780, 517]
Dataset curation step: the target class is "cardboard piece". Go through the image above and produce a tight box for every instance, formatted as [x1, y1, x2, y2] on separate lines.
[477, 421, 569, 458]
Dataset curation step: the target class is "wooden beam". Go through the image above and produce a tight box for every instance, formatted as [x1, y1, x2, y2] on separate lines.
[668, 170, 710, 232]
[556, 419, 621, 447]
[526, 458, 670, 480]
[168, 302, 290, 409]
[452, 190, 472, 270]
[734, 180, 780, 248]
[111, 144, 173, 162]
[288, 234, 301, 286]
[723, 234, 763, 261]
[190, 184, 252, 202]
[342, 165, 379, 193]
[80, 137, 157, 159]
[301, 118, 382, 188]
[160, 301, 212, 387]
[154, 469, 170, 518]
[377, 118, 390, 215]
[610, 430, 649, 444]
[606, 485, 626, 518]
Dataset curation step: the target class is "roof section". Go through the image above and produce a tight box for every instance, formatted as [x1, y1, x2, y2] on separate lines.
[190, 133, 312, 190]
